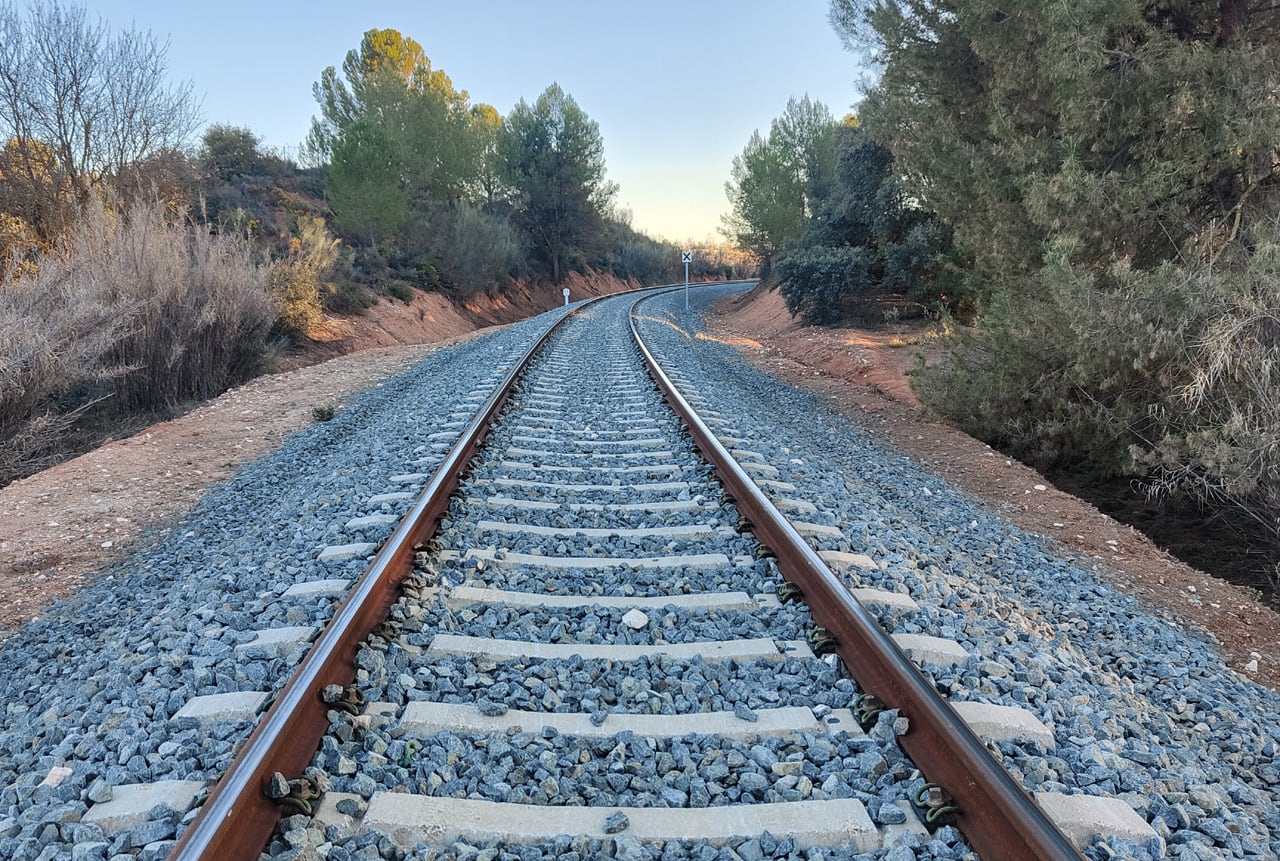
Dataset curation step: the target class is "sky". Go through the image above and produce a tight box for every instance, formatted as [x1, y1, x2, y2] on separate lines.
[79, 1, 866, 243]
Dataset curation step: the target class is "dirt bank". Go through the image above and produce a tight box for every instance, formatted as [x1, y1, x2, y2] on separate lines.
[277, 271, 635, 371]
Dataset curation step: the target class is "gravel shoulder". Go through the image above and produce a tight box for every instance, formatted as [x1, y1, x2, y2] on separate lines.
[0, 337, 473, 637]
[704, 283, 1280, 693]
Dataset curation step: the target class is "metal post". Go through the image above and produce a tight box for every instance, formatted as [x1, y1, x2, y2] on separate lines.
[680, 250, 693, 310]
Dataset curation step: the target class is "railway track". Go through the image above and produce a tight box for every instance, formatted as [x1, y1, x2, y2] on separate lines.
[143, 285, 1174, 861]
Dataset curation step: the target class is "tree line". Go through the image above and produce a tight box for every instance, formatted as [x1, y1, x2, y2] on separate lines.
[0, 4, 753, 486]
[726, 1, 1280, 572]
[301, 29, 635, 294]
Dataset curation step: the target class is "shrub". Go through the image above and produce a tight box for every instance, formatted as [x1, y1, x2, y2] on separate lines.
[94, 200, 277, 411]
[1130, 231, 1280, 548]
[271, 263, 323, 336]
[443, 202, 527, 295]
[270, 216, 340, 340]
[0, 249, 133, 483]
[775, 246, 869, 324]
[915, 221, 1280, 553]
[609, 233, 678, 285]
[322, 279, 377, 314]
[323, 243, 381, 313]
[0, 195, 276, 483]
[772, 128, 960, 326]
[395, 200, 526, 297]
[914, 256, 1186, 476]
[387, 281, 415, 303]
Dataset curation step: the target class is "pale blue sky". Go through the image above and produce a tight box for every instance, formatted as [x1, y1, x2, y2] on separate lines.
[79, 1, 864, 243]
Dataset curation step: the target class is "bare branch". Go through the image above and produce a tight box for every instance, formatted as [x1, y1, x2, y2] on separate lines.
[0, 0, 199, 213]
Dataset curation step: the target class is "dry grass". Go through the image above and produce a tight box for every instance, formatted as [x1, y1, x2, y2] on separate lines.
[271, 216, 339, 340]
[0, 260, 132, 480]
[0, 196, 276, 485]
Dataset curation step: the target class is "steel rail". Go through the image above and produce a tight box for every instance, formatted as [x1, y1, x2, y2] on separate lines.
[628, 291, 1085, 861]
[168, 289, 643, 861]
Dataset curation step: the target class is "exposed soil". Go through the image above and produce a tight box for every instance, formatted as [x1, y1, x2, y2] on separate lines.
[275, 271, 633, 371]
[705, 282, 1280, 693]
[0, 274, 631, 638]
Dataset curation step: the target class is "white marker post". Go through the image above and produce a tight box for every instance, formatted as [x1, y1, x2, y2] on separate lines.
[681, 250, 692, 310]
[562, 287, 570, 307]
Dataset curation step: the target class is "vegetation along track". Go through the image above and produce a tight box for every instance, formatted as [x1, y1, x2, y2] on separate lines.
[155, 285, 1176, 861]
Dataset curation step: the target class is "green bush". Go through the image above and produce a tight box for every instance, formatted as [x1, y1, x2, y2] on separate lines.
[387, 281, 415, 303]
[387, 200, 525, 298]
[1130, 232, 1280, 548]
[322, 280, 378, 314]
[914, 223, 1280, 551]
[773, 127, 959, 325]
[776, 246, 869, 325]
[438, 201, 526, 295]
[325, 244, 384, 312]
[603, 231, 679, 285]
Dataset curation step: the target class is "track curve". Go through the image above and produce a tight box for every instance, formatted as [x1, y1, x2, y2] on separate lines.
[166, 286, 1124, 860]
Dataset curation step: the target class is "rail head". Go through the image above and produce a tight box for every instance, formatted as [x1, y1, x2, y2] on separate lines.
[627, 290, 1084, 861]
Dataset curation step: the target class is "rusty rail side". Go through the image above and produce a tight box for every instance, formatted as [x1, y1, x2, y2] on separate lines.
[628, 295, 1083, 861]
[168, 295, 616, 860]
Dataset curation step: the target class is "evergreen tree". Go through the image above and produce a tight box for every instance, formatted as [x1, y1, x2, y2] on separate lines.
[326, 119, 408, 245]
[722, 130, 806, 268]
[307, 29, 492, 223]
[498, 84, 616, 282]
[830, 0, 1280, 287]
[722, 96, 836, 270]
[776, 124, 953, 324]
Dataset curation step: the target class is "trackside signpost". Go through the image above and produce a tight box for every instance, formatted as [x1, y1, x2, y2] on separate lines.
[681, 250, 692, 309]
